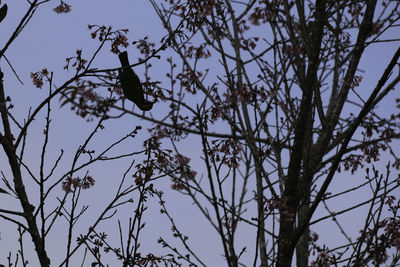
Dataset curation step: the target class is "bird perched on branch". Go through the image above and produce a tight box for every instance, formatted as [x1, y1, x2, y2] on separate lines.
[118, 51, 154, 111]
[0, 3, 7, 24]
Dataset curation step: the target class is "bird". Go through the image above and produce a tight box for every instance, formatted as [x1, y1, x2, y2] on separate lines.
[0, 3, 7, 24]
[118, 51, 154, 111]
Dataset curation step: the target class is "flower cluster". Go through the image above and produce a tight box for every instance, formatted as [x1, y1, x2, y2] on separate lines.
[88, 25, 129, 54]
[30, 68, 49, 89]
[53, 1, 71, 14]
[62, 175, 95, 193]
[64, 49, 87, 71]
[207, 138, 242, 168]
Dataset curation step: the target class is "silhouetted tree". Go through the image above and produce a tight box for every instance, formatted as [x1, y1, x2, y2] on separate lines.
[1, 0, 400, 266]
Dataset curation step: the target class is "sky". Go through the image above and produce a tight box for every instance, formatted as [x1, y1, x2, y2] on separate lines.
[0, 1, 399, 266]
[0, 1, 231, 266]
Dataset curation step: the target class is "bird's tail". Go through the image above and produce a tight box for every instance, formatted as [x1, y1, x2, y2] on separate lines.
[118, 51, 130, 68]
[0, 4, 7, 24]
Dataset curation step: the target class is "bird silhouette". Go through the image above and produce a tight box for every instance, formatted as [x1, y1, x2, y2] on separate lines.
[118, 51, 154, 111]
[0, 3, 7, 24]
